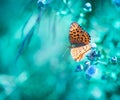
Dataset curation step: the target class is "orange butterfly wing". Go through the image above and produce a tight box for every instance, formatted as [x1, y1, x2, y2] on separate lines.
[69, 22, 90, 46]
[70, 44, 91, 62]
[69, 22, 91, 61]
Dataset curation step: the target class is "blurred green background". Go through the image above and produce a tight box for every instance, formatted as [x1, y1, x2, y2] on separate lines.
[0, 0, 120, 100]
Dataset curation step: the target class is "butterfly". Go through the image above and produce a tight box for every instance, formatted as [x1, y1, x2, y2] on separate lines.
[69, 22, 91, 62]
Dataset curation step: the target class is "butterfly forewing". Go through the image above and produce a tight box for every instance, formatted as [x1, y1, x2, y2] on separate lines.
[69, 22, 91, 46]
[70, 44, 91, 62]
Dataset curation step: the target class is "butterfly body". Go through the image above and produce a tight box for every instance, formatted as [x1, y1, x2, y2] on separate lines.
[69, 22, 91, 61]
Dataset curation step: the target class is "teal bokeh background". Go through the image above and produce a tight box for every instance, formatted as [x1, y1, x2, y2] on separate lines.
[0, 0, 120, 100]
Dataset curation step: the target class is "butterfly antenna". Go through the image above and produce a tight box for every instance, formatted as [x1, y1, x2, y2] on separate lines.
[62, 47, 70, 58]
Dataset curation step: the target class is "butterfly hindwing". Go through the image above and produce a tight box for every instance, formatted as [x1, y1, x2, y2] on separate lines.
[70, 44, 91, 61]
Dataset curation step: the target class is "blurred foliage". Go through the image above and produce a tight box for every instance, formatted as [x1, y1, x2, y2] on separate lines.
[0, 0, 120, 100]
